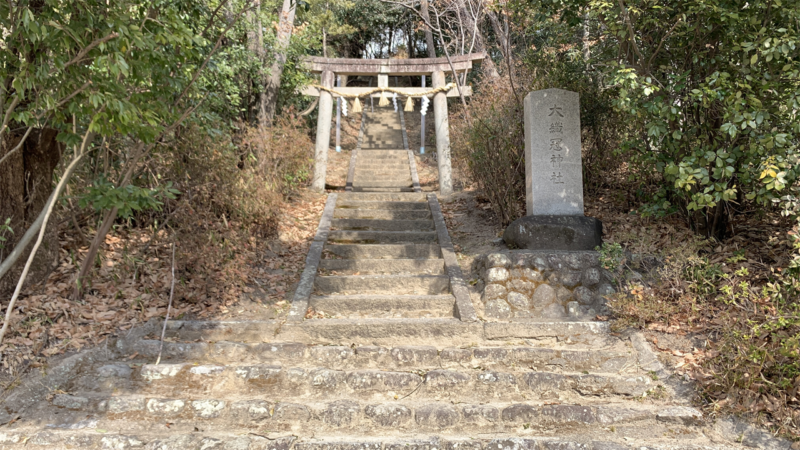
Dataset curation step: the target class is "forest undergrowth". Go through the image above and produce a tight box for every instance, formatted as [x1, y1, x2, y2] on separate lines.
[452, 69, 800, 438]
[0, 116, 328, 391]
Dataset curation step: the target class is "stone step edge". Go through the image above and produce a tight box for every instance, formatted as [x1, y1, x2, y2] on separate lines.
[72, 366, 660, 399]
[34, 398, 703, 430]
[158, 319, 612, 340]
[0, 431, 745, 450]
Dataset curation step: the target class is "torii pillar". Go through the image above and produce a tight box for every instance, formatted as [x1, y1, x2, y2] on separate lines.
[432, 70, 452, 195]
[311, 70, 334, 192]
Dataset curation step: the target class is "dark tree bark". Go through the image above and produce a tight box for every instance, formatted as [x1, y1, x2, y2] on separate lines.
[0, 128, 61, 296]
[421, 0, 436, 57]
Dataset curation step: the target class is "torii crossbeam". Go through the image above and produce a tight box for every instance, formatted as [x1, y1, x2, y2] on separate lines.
[301, 53, 484, 195]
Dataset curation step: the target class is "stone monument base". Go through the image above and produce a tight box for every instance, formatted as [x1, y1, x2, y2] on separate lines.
[504, 215, 602, 251]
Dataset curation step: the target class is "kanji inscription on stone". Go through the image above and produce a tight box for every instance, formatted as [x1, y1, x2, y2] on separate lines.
[524, 88, 584, 215]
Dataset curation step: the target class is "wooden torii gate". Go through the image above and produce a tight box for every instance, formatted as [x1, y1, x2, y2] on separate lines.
[301, 53, 484, 195]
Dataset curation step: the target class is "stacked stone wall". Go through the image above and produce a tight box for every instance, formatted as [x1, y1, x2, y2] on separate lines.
[474, 251, 615, 321]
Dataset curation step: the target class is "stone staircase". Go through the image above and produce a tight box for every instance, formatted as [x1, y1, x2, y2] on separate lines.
[0, 108, 754, 450]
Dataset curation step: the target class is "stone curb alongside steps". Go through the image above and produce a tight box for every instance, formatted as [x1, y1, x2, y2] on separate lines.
[288, 194, 338, 322]
[427, 194, 477, 322]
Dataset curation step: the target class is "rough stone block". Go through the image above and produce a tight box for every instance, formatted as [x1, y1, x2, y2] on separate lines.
[574, 286, 594, 305]
[540, 405, 596, 424]
[486, 267, 510, 283]
[273, 403, 310, 422]
[31, 432, 59, 446]
[486, 253, 511, 268]
[482, 284, 507, 302]
[52, 394, 89, 410]
[444, 440, 484, 450]
[484, 299, 512, 319]
[425, 370, 470, 392]
[656, 406, 703, 425]
[540, 302, 566, 319]
[504, 216, 602, 251]
[97, 364, 133, 378]
[596, 407, 651, 425]
[531, 284, 556, 308]
[506, 291, 529, 310]
[309, 368, 346, 390]
[100, 436, 144, 449]
[415, 403, 459, 428]
[63, 435, 95, 447]
[365, 404, 412, 427]
[561, 270, 583, 288]
[230, 400, 273, 421]
[440, 348, 472, 366]
[476, 371, 518, 391]
[462, 404, 500, 425]
[192, 399, 226, 418]
[583, 268, 601, 286]
[501, 404, 539, 425]
[472, 348, 510, 366]
[107, 397, 145, 414]
[140, 364, 183, 381]
[318, 400, 360, 427]
[566, 301, 582, 317]
[520, 267, 544, 282]
[146, 398, 186, 416]
[507, 279, 536, 294]
[486, 439, 538, 450]
[310, 346, 354, 368]
[523, 372, 568, 397]
[390, 346, 438, 367]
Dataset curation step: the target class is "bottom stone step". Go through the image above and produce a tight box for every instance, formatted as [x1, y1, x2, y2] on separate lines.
[0, 431, 740, 450]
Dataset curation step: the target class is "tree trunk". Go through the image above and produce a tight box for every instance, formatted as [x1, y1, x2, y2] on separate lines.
[458, 1, 499, 78]
[263, 0, 296, 126]
[421, 0, 436, 57]
[487, 10, 508, 61]
[0, 128, 61, 296]
[247, 0, 267, 127]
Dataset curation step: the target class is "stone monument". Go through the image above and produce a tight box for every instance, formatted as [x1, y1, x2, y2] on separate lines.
[503, 88, 603, 251]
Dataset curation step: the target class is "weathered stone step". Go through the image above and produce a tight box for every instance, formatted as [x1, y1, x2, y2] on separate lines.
[149, 319, 616, 347]
[354, 168, 410, 175]
[324, 243, 441, 259]
[333, 209, 432, 220]
[34, 396, 700, 435]
[354, 172, 411, 180]
[314, 274, 450, 295]
[356, 161, 409, 167]
[336, 193, 427, 202]
[352, 181, 413, 189]
[353, 180, 413, 188]
[328, 230, 437, 244]
[1, 430, 746, 450]
[71, 362, 656, 402]
[358, 149, 408, 155]
[318, 258, 444, 274]
[357, 155, 409, 162]
[331, 219, 432, 232]
[351, 186, 417, 192]
[129, 338, 634, 372]
[336, 201, 428, 210]
[309, 294, 454, 317]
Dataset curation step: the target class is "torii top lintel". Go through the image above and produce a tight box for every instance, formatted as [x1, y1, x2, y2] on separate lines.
[302, 52, 485, 76]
